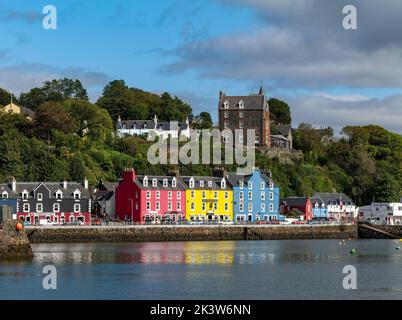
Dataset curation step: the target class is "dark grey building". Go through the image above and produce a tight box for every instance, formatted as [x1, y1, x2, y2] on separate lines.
[218, 85, 271, 147]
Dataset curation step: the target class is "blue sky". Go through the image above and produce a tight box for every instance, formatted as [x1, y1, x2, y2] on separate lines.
[1, 0, 402, 133]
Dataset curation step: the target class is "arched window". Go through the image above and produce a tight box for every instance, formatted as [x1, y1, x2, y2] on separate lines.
[239, 100, 244, 109]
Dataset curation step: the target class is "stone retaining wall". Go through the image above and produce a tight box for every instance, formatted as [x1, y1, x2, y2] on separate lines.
[0, 220, 33, 260]
[26, 225, 358, 243]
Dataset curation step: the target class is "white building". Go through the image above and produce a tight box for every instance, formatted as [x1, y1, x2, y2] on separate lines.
[313, 192, 358, 221]
[116, 115, 192, 140]
[358, 201, 402, 225]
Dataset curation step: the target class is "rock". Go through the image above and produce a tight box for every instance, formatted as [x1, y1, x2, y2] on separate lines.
[0, 220, 33, 261]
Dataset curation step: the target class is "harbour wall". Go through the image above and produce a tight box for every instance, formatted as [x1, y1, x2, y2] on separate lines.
[358, 224, 402, 239]
[26, 225, 358, 243]
[0, 220, 33, 260]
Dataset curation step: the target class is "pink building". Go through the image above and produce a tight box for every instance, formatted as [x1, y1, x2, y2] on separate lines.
[115, 169, 186, 224]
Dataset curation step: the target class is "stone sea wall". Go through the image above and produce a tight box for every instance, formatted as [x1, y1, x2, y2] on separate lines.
[358, 224, 402, 239]
[26, 225, 358, 243]
[0, 220, 33, 260]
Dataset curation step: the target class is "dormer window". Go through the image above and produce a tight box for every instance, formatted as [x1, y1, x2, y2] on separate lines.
[239, 100, 244, 109]
[1, 191, 8, 199]
[73, 190, 81, 200]
[248, 182, 253, 190]
[172, 178, 177, 188]
[239, 180, 244, 189]
[56, 190, 63, 199]
[159, 125, 163, 130]
[152, 179, 157, 187]
[22, 190, 29, 200]
[143, 123, 148, 129]
[269, 181, 274, 189]
[143, 176, 148, 187]
[199, 181, 204, 188]
[224, 100, 229, 109]
[37, 193, 43, 201]
[133, 123, 137, 129]
[208, 181, 213, 188]
[163, 179, 168, 187]
[189, 178, 195, 189]
[221, 178, 226, 189]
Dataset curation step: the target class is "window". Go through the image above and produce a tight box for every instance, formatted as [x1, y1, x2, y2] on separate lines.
[224, 203, 228, 211]
[224, 111, 229, 119]
[261, 192, 265, 201]
[208, 181, 212, 188]
[269, 192, 274, 201]
[172, 178, 177, 187]
[168, 191, 172, 200]
[23, 203, 30, 212]
[191, 191, 195, 198]
[189, 178, 195, 188]
[261, 203, 266, 212]
[239, 111, 244, 118]
[143, 177, 148, 187]
[224, 100, 229, 109]
[214, 192, 218, 199]
[202, 202, 206, 211]
[37, 193, 43, 201]
[248, 203, 253, 212]
[163, 179, 168, 187]
[146, 191, 151, 199]
[214, 202, 218, 211]
[22, 191, 29, 200]
[191, 202, 195, 211]
[156, 191, 160, 199]
[239, 120, 244, 129]
[168, 202, 172, 211]
[156, 202, 160, 211]
[261, 182, 265, 190]
[269, 181, 274, 189]
[36, 204, 43, 213]
[200, 181, 204, 187]
[56, 191, 63, 199]
[248, 182, 253, 189]
[224, 192, 228, 199]
[221, 179, 226, 189]
[239, 191, 244, 201]
[224, 121, 229, 129]
[53, 203, 60, 212]
[74, 204, 81, 213]
[74, 191, 81, 200]
[1, 192, 8, 199]
[239, 100, 244, 109]
[146, 202, 151, 211]
[239, 180, 244, 189]
[177, 202, 181, 211]
[202, 191, 206, 199]
[239, 203, 244, 212]
[177, 192, 181, 200]
[270, 204, 274, 212]
[248, 191, 252, 200]
[152, 179, 157, 187]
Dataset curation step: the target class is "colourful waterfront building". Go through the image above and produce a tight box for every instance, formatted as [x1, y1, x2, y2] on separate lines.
[115, 169, 187, 223]
[227, 169, 280, 223]
[181, 175, 233, 222]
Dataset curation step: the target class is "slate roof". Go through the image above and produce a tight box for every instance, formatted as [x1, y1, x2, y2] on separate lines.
[226, 172, 274, 187]
[180, 176, 231, 190]
[281, 197, 310, 206]
[134, 176, 186, 190]
[313, 193, 354, 206]
[117, 120, 155, 130]
[277, 125, 292, 137]
[219, 94, 267, 111]
[0, 182, 90, 198]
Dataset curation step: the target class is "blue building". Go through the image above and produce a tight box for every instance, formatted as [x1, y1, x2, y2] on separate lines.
[227, 169, 280, 223]
[311, 197, 329, 219]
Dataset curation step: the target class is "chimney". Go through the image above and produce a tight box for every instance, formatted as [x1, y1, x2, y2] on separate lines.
[213, 167, 227, 178]
[84, 177, 89, 189]
[123, 169, 136, 182]
[219, 91, 225, 101]
[167, 169, 180, 177]
[11, 177, 16, 192]
[63, 178, 68, 189]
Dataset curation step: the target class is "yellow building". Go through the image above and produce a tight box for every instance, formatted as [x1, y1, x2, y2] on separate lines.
[1, 102, 35, 120]
[182, 176, 233, 222]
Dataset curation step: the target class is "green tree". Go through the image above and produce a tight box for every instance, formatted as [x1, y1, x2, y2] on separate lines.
[269, 98, 291, 124]
[193, 112, 213, 129]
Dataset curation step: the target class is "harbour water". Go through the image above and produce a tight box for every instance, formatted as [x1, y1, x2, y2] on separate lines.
[0, 240, 401, 300]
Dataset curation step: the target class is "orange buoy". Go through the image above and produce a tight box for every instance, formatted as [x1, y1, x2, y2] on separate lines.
[16, 222, 23, 231]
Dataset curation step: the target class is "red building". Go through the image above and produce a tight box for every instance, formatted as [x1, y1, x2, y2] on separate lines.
[280, 197, 313, 221]
[115, 169, 186, 224]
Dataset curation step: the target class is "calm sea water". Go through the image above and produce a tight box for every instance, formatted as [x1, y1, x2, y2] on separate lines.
[0, 240, 401, 300]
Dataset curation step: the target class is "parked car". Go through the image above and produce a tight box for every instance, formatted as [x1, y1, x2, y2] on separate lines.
[256, 221, 266, 225]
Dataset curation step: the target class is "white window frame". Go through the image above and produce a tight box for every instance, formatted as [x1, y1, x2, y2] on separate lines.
[248, 191, 252, 201]
[36, 203, 43, 213]
[168, 191, 172, 200]
[239, 191, 244, 200]
[208, 181, 213, 188]
[221, 179, 226, 189]
[239, 100, 244, 109]
[224, 203, 228, 211]
[74, 204, 81, 213]
[177, 192, 181, 200]
[73, 190, 81, 200]
[270, 192, 274, 201]
[53, 203, 60, 213]
[56, 190, 63, 199]
[224, 100, 229, 109]
[191, 202, 195, 211]
[1, 191, 8, 199]
[152, 179, 157, 187]
[239, 203, 244, 212]
[156, 191, 160, 199]
[163, 179, 168, 187]
[22, 190, 29, 200]
[37, 193, 43, 201]
[191, 190, 195, 198]
[146, 202, 151, 211]
[261, 192, 265, 201]
[200, 181, 204, 188]
[261, 203, 266, 212]
[172, 178, 177, 188]
[261, 182, 265, 190]
[168, 202, 172, 211]
[146, 191, 151, 199]
[156, 202, 160, 211]
[143, 177, 148, 187]
[224, 192, 228, 199]
[270, 204, 274, 212]
[248, 182, 253, 190]
[189, 178, 195, 188]
[248, 203, 253, 213]
[23, 203, 30, 212]
[177, 202, 181, 211]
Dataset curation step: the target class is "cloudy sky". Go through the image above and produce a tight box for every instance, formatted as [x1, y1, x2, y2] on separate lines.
[1, 0, 401, 133]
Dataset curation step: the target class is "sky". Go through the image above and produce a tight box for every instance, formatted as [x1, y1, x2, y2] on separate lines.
[0, 0, 402, 134]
